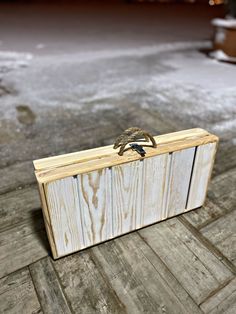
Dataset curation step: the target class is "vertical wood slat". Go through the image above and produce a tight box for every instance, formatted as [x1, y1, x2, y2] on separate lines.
[187, 143, 217, 210]
[112, 160, 143, 235]
[164, 147, 196, 218]
[140, 154, 170, 226]
[44, 143, 216, 258]
[77, 168, 112, 247]
[46, 177, 84, 257]
[38, 182, 58, 258]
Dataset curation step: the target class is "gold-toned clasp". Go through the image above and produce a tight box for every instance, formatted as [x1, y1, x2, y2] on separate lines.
[113, 127, 157, 156]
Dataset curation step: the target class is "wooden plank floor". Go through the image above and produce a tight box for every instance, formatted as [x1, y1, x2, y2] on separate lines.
[1, 121, 235, 314]
[0, 12, 236, 312]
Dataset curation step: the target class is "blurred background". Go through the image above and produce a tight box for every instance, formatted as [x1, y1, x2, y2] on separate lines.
[0, 0, 235, 180]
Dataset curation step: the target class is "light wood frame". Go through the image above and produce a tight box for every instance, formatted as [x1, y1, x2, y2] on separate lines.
[34, 128, 218, 259]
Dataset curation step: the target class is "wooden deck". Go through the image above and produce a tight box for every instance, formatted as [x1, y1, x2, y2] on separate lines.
[0, 3, 235, 312]
[1, 111, 235, 314]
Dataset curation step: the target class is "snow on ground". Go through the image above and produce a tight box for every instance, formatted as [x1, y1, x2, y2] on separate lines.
[0, 3, 235, 170]
[0, 51, 33, 74]
[0, 40, 235, 164]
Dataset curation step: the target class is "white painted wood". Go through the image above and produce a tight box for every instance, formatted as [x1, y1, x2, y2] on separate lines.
[164, 148, 195, 218]
[112, 160, 143, 235]
[43, 142, 217, 258]
[77, 168, 112, 247]
[140, 154, 170, 227]
[46, 177, 84, 256]
[187, 143, 217, 210]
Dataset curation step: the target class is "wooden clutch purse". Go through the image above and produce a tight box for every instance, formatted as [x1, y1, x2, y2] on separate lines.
[34, 128, 218, 259]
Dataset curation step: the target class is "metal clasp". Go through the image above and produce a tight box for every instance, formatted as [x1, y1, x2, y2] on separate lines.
[129, 143, 146, 157]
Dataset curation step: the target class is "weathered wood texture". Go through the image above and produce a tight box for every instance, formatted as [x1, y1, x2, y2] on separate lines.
[200, 277, 236, 314]
[214, 142, 236, 176]
[0, 185, 40, 231]
[184, 198, 224, 230]
[184, 167, 236, 229]
[208, 167, 236, 212]
[139, 218, 234, 305]
[35, 130, 218, 258]
[29, 257, 72, 314]
[0, 217, 49, 278]
[0, 161, 36, 194]
[53, 251, 126, 313]
[91, 232, 202, 314]
[0, 268, 41, 314]
[201, 210, 236, 266]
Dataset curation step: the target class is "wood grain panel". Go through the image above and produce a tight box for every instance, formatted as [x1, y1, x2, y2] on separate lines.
[187, 143, 217, 210]
[164, 148, 195, 218]
[112, 160, 143, 235]
[46, 177, 84, 257]
[77, 168, 112, 247]
[140, 154, 170, 227]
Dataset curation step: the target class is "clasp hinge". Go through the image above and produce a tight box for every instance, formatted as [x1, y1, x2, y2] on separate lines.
[129, 143, 146, 157]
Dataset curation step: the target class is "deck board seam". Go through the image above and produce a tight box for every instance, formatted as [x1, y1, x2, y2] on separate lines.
[28, 265, 45, 314]
[89, 250, 128, 312]
[199, 276, 236, 308]
[137, 231, 203, 310]
[49, 258, 75, 314]
[188, 203, 233, 230]
[198, 203, 235, 231]
[178, 216, 236, 275]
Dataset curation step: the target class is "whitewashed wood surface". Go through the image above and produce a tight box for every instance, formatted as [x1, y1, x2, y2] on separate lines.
[187, 143, 217, 210]
[141, 154, 170, 226]
[112, 160, 143, 235]
[45, 143, 217, 258]
[77, 168, 112, 247]
[46, 177, 84, 257]
[164, 147, 196, 218]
